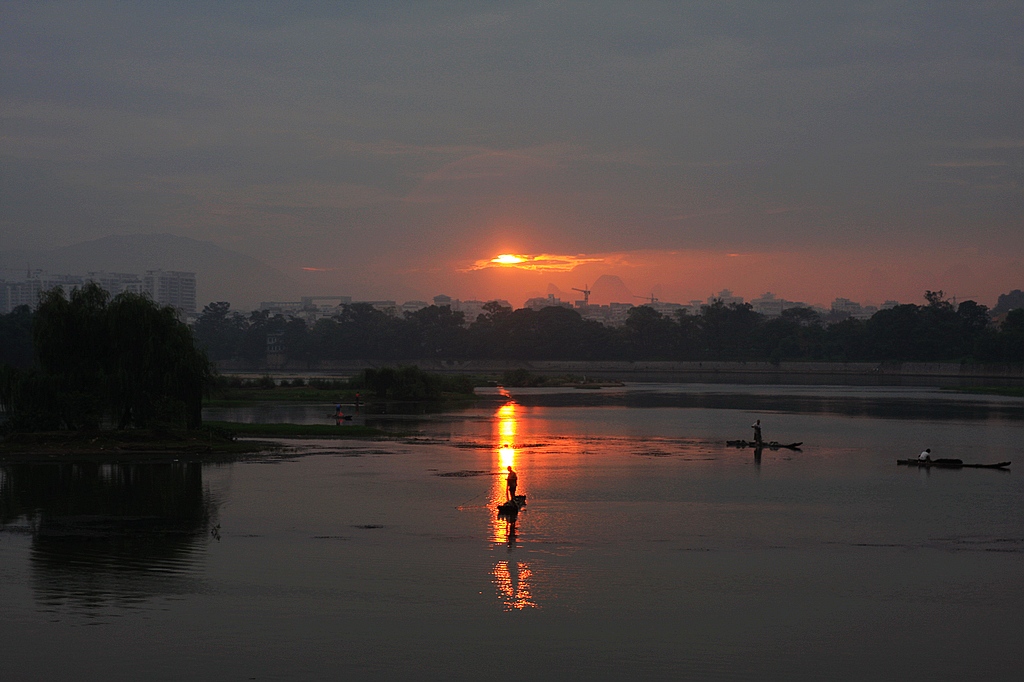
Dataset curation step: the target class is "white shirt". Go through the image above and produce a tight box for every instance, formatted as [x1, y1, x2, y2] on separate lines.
[918, 450, 931, 461]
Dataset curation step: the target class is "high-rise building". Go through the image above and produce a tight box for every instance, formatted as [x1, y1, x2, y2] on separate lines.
[143, 270, 197, 314]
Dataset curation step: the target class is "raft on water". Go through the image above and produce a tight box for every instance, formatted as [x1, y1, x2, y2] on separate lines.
[497, 495, 527, 515]
[897, 458, 1010, 469]
[727, 440, 803, 450]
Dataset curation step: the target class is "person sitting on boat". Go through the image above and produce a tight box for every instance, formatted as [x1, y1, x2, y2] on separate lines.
[752, 419, 763, 445]
[506, 466, 518, 501]
[918, 448, 932, 462]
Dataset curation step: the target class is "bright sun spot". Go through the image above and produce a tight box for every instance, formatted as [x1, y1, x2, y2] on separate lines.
[492, 254, 526, 265]
[466, 252, 605, 272]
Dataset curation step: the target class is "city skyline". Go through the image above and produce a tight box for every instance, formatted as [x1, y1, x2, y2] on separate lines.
[2, 4, 1022, 311]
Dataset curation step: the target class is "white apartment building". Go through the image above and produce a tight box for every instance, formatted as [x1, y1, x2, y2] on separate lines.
[143, 270, 197, 314]
[1, 269, 196, 314]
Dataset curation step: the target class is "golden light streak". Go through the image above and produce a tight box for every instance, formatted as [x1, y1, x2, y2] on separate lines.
[497, 402, 518, 470]
[490, 401, 521, 545]
[493, 560, 538, 611]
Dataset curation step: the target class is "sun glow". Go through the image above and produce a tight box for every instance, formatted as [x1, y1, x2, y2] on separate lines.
[466, 252, 605, 272]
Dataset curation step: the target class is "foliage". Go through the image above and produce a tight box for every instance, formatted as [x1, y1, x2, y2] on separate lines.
[1, 283, 213, 432]
[184, 294, 1024, 366]
[348, 365, 476, 400]
[0, 305, 33, 368]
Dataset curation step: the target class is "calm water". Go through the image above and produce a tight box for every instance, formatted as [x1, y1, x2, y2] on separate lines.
[3, 384, 1023, 681]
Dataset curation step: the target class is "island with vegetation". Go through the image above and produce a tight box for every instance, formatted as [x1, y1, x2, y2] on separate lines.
[0, 284, 400, 458]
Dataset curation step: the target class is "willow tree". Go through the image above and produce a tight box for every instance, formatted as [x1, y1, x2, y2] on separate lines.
[2, 283, 212, 431]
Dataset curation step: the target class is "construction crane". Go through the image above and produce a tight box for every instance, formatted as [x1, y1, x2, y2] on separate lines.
[572, 285, 591, 307]
[634, 293, 658, 305]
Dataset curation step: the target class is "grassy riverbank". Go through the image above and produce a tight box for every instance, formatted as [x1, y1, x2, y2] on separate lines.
[0, 421, 392, 460]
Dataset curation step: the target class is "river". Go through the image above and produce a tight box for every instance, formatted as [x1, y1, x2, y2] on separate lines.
[2, 384, 1022, 680]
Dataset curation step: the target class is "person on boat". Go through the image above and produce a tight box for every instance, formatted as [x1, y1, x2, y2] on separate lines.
[752, 419, 763, 445]
[918, 448, 932, 462]
[506, 465, 518, 501]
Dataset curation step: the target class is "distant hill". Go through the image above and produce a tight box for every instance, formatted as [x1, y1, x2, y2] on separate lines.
[0, 233, 298, 310]
[591, 275, 634, 305]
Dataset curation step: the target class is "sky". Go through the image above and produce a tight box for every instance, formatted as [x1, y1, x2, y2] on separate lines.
[2, 2, 1023, 309]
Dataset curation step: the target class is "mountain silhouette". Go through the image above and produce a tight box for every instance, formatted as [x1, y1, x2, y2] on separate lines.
[591, 275, 634, 305]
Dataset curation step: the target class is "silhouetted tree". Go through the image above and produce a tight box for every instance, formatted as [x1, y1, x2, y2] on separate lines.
[624, 306, 677, 359]
[0, 305, 34, 368]
[405, 305, 467, 358]
[192, 301, 245, 361]
[699, 302, 763, 360]
[1, 283, 212, 432]
[999, 309, 1024, 361]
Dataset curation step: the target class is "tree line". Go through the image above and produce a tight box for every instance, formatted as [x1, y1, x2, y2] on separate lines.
[181, 292, 1024, 365]
[0, 284, 211, 431]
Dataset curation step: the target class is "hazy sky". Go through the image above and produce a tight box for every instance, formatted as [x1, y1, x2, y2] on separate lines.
[3, 2, 1022, 307]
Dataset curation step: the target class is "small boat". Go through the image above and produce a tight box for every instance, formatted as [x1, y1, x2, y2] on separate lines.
[727, 440, 803, 450]
[897, 458, 1011, 469]
[496, 495, 527, 515]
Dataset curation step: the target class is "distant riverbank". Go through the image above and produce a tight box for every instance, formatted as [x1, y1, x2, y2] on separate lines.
[216, 359, 1024, 388]
[0, 422, 390, 460]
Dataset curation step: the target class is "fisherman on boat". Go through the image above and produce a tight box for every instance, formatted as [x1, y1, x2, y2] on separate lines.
[506, 465, 518, 501]
[918, 448, 932, 462]
[752, 419, 763, 446]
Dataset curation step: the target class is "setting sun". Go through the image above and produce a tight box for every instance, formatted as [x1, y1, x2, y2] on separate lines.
[467, 252, 605, 272]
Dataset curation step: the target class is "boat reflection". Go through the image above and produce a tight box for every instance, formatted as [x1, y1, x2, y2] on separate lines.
[0, 460, 219, 614]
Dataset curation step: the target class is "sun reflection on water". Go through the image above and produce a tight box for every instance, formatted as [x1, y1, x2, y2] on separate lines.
[496, 401, 518, 470]
[492, 560, 537, 611]
[488, 399, 539, 610]
[490, 401, 520, 544]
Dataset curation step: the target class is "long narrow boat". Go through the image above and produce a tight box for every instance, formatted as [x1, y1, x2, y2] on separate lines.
[897, 458, 1011, 469]
[727, 440, 803, 450]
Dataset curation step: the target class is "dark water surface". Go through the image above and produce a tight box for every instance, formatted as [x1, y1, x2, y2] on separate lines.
[3, 384, 1023, 680]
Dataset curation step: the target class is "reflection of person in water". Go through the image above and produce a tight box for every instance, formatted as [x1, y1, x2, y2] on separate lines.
[506, 466, 518, 500]
[334, 404, 344, 425]
[506, 516, 517, 549]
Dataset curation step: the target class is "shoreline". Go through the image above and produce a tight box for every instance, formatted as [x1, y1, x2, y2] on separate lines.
[215, 359, 1024, 388]
[0, 422, 393, 461]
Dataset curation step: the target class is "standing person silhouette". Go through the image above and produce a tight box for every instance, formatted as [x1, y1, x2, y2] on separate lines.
[752, 419, 763, 446]
[506, 465, 518, 501]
